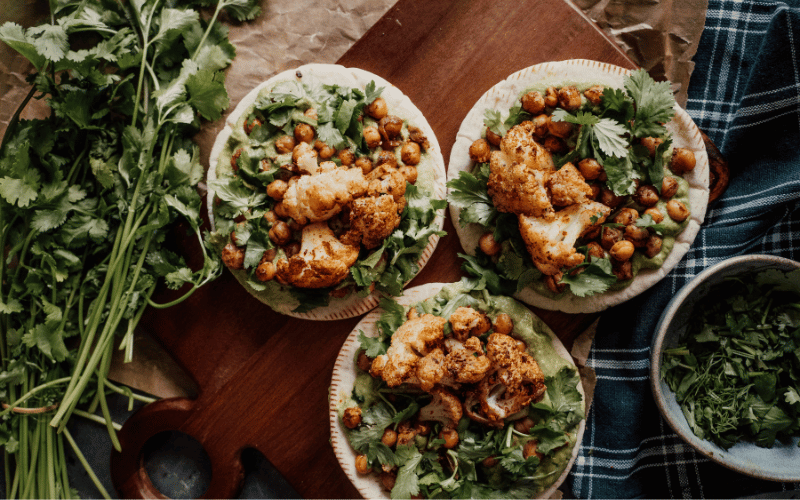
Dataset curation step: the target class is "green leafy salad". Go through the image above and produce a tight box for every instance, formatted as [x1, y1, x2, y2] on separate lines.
[447, 68, 696, 301]
[661, 268, 800, 449]
[207, 68, 446, 314]
[338, 280, 584, 498]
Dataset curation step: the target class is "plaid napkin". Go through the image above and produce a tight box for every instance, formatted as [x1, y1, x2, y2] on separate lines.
[568, 1, 800, 498]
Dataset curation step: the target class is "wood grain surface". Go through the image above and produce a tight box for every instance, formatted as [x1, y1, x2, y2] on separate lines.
[108, 0, 698, 498]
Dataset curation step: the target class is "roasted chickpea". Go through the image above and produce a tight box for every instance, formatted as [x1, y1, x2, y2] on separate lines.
[356, 350, 372, 371]
[355, 156, 373, 174]
[640, 136, 664, 157]
[407, 307, 419, 320]
[273, 201, 291, 219]
[609, 240, 635, 261]
[661, 176, 679, 198]
[284, 241, 301, 258]
[337, 148, 355, 166]
[625, 224, 650, 248]
[645, 234, 663, 258]
[544, 86, 558, 107]
[274, 135, 295, 154]
[493, 313, 513, 335]
[613, 259, 634, 281]
[634, 184, 660, 207]
[220, 242, 245, 270]
[583, 223, 601, 240]
[543, 135, 567, 153]
[399, 165, 418, 184]
[294, 122, 314, 144]
[381, 428, 398, 447]
[244, 116, 261, 135]
[343, 407, 362, 429]
[514, 417, 535, 434]
[547, 118, 574, 139]
[314, 140, 336, 160]
[263, 248, 277, 262]
[401, 141, 421, 165]
[643, 207, 665, 223]
[303, 107, 318, 120]
[367, 97, 388, 120]
[666, 199, 690, 222]
[440, 428, 459, 449]
[521, 90, 545, 114]
[266, 179, 288, 200]
[545, 273, 566, 294]
[376, 150, 397, 168]
[577, 158, 603, 180]
[414, 420, 431, 436]
[469, 138, 491, 163]
[486, 127, 502, 147]
[531, 114, 549, 138]
[613, 207, 639, 226]
[558, 85, 582, 110]
[600, 226, 624, 250]
[515, 339, 527, 352]
[588, 183, 601, 200]
[600, 187, 625, 208]
[587, 241, 605, 260]
[230, 148, 242, 170]
[363, 126, 381, 149]
[380, 472, 396, 492]
[254, 260, 276, 282]
[263, 210, 279, 224]
[378, 115, 404, 140]
[268, 221, 291, 245]
[355, 454, 371, 474]
[482, 456, 499, 468]
[670, 147, 696, 174]
[397, 423, 417, 446]
[479, 232, 502, 256]
[523, 440, 544, 460]
[584, 85, 604, 105]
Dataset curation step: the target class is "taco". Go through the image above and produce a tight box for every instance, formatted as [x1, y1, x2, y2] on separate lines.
[207, 64, 447, 319]
[447, 60, 709, 314]
[329, 281, 586, 499]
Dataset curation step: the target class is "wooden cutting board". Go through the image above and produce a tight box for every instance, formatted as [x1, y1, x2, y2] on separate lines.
[108, 1, 707, 498]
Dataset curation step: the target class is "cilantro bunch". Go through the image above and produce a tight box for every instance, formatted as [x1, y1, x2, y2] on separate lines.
[447, 69, 678, 298]
[661, 268, 800, 449]
[0, 0, 257, 496]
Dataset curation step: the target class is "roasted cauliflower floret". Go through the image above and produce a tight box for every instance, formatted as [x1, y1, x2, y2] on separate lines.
[443, 337, 492, 385]
[419, 387, 463, 429]
[518, 200, 611, 275]
[290, 141, 319, 175]
[366, 164, 407, 204]
[340, 194, 402, 249]
[415, 348, 446, 391]
[448, 306, 491, 341]
[499, 121, 556, 173]
[547, 162, 593, 207]
[370, 314, 447, 387]
[274, 222, 359, 288]
[279, 162, 368, 224]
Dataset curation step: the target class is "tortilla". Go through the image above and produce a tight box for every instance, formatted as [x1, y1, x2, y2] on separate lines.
[447, 59, 709, 314]
[328, 282, 586, 499]
[207, 63, 446, 320]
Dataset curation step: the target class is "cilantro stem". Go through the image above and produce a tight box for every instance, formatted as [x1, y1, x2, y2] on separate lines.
[63, 428, 112, 500]
[192, 0, 226, 61]
[0, 377, 71, 418]
[72, 408, 122, 431]
[104, 379, 157, 404]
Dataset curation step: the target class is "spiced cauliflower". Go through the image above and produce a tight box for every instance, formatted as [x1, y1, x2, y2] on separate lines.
[275, 222, 359, 288]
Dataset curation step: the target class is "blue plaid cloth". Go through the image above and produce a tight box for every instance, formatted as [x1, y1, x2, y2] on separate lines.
[569, 1, 800, 497]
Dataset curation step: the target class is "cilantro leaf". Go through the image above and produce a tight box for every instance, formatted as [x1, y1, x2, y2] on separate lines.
[446, 168, 497, 228]
[625, 69, 675, 138]
[560, 257, 617, 297]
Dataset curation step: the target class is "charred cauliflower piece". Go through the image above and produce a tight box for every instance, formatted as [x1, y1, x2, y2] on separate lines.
[279, 161, 368, 224]
[443, 337, 492, 385]
[448, 306, 491, 341]
[371, 314, 447, 387]
[415, 347, 446, 392]
[419, 387, 463, 429]
[275, 222, 359, 288]
[547, 162, 593, 207]
[518, 200, 611, 275]
[341, 194, 402, 249]
[366, 164, 407, 204]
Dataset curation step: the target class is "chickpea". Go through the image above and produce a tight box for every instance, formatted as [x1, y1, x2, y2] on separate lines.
[625, 224, 650, 248]
[399, 165, 418, 184]
[287, 217, 305, 233]
[220, 242, 245, 270]
[292, 142, 317, 165]
[613, 259, 634, 281]
[230, 148, 242, 170]
[640, 136, 664, 157]
[634, 184, 660, 207]
[666, 199, 690, 222]
[284, 241, 301, 258]
[381, 428, 398, 447]
[378, 115, 404, 140]
[363, 126, 381, 148]
[440, 428, 459, 449]
[523, 440, 544, 460]
[263, 210, 279, 224]
[401, 141, 421, 165]
[584, 85, 604, 105]
[482, 456, 499, 468]
[577, 158, 603, 180]
[479, 232, 502, 256]
[547, 118, 574, 139]
[314, 140, 336, 160]
[268, 221, 291, 246]
[600, 226, 624, 250]
[643, 207, 664, 223]
[380, 472, 396, 492]
[266, 179, 288, 200]
[244, 116, 261, 135]
[544, 86, 558, 107]
[670, 147, 696, 174]
[355, 454, 371, 475]
[294, 122, 315, 144]
[337, 148, 355, 166]
[515, 339, 527, 352]
[645, 234, 663, 258]
[407, 308, 419, 320]
[255, 260, 276, 282]
[520, 90, 545, 114]
[356, 350, 372, 371]
[273, 201, 290, 219]
[274, 135, 295, 154]
[661, 176, 679, 198]
[588, 183, 601, 200]
[493, 313, 513, 335]
[397, 422, 417, 446]
[263, 248, 277, 262]
[545, 273, 566, 294]
[407, 125, 429, 148]
[586, 241, 605, 260]
[367, 97, 388, 120]
[613, 207, 639, 226]
[355, 156, 373, 174]
[558, 86, 582, 111]
[609, 240, 635, 261]
[600, 187, 624, 208]
[514, 417, 535, 434]
[414, 420, 431, 436]
[531, 114, 549, 138]
[469, 138, 491, 163]
[343, 407, 362, 429]
[376, 150, 397, 168]
[543, 135, 567, 153]
[303, 107, 318, 121]
[485, 127, 502, 147]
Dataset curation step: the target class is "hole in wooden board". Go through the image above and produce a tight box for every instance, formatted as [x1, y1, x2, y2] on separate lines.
[143, 430, 212, 499]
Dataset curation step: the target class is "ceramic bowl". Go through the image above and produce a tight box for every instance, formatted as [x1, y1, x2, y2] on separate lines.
[650, 254, 800, 481]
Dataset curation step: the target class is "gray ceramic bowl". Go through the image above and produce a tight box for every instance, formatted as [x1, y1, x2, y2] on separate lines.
[650, 254, 800, 481]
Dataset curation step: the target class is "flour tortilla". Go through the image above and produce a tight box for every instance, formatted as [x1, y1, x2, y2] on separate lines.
[208, 64, 447, 320]
[328, 282, 586, 499]
[447, 59, 709, 314]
